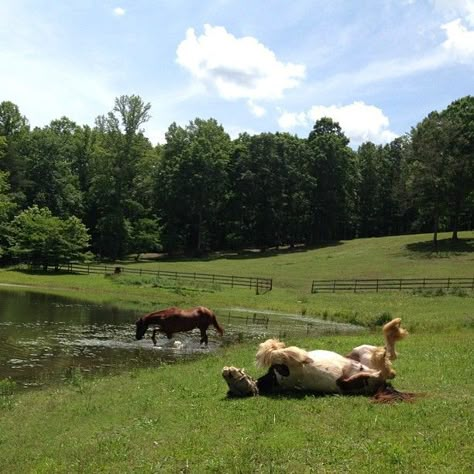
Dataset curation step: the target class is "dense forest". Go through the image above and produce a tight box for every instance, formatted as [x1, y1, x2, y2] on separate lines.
[0, 95, 473, 263]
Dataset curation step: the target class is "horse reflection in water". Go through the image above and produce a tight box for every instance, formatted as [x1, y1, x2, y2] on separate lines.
[135, 306, 224, 346]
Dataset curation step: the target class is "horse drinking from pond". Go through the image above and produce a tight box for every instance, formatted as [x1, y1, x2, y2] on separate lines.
[135, 306, 224, 346]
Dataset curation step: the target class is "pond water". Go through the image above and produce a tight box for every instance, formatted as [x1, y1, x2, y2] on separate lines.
[0, 287, 362, 390]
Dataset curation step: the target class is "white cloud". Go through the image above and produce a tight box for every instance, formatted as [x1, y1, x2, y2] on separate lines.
[176, 24, 306, 102]
[441, 19, 474, 62]
[278, 102, 398, 146]
[113, 7, 126, 16]
[278, 111, 308, 129]
[305, 17, 473, 99]
[433, 0, 474, 26]
[247, 100, 266, 117]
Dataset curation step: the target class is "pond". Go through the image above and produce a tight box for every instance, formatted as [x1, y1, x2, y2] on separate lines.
[0, 287, 362, 390]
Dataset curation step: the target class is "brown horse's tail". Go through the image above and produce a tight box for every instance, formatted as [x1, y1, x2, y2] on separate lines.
[212, 313, 224, 336]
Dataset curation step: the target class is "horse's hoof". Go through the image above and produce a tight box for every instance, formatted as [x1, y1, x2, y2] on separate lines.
[222, 366, 259, 397]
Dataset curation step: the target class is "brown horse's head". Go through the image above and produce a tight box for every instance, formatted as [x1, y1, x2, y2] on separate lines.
[135, 318, 147, 340]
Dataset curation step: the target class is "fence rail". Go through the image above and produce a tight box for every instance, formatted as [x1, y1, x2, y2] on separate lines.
[311, 277, 474, 293]
[32, 262, 272, 295]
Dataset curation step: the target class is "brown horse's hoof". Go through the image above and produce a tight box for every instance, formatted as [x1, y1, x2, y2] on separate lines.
[222, 366, 259, 397]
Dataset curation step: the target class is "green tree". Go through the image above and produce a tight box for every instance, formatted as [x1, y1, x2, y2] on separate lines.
[22, 123, 83, 217]
[7, 205, 90, 269]
[0, 101, 29, 205]
[442, 96, 474, 240]
[307, 118, 357, 241]
[0, 171, 16, 257]
[130, 218, 161, 261]
[409, 111, 451, 249]
[227, 132, 313, 249]
[382, 136, 415, 236]
[155, 118, 231, 254]
[89, 95, 152, 259]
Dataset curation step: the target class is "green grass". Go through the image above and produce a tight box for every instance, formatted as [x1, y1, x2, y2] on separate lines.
[1, 231, 472, 331]
[0, 231, 473, 472]
[0, 331, 472, 473]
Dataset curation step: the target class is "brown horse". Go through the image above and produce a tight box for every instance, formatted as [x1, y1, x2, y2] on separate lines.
[135, 306, 224, 346]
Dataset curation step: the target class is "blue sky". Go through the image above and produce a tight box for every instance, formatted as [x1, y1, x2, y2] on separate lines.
[1, 0, 473, 147]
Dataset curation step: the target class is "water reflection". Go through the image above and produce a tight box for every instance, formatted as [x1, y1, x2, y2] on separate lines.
[0, 288, 362, 390]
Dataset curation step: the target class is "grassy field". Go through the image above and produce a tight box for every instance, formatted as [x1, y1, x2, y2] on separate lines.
[0, 231, 473, 472]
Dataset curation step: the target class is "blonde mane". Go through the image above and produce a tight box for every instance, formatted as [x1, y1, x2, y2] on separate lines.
[256, 339, 312, 369]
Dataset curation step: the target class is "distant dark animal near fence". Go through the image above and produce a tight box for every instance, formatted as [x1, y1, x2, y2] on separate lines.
[135, 306, 224, 345]
[39, 262, 272, 295]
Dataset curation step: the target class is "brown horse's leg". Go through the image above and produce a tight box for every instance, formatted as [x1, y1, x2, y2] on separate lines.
[200, 328, 208, 345]
[151, 329, 158, 345]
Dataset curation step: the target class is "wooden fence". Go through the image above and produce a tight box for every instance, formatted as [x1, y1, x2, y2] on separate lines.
[39, 262, 272, 295]
[311, 277, 474, 293]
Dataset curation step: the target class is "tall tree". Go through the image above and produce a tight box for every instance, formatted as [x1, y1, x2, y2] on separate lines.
[89, 95, 152, 259]
[155, 118, 231, 254]
[409, 111, 451, 249]
[22, 122, 83, 218]
[0, 101, 29, 205]
[0, 171, 16, 257]
[307, 118, 357, 241]
[442, 96, 474, 240]
[227, 132, 313, 249]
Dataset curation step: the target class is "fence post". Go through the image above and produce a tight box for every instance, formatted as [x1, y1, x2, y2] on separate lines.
[256, 278, 259, 295]
[231, 276, 234, 288]
[354, 280, 357, 293]
[399, 279, 402, 291]
[376, 279, 379, 293]
[333, 281, 336, 293]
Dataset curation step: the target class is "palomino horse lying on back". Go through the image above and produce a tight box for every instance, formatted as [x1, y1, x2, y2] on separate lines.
[223, 318, 414, 401]
[135, 306, 224, 346]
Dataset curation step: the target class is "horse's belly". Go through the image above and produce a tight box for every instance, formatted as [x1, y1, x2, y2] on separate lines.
[276, 354, 346, 394]
[279, 350, 378, 394]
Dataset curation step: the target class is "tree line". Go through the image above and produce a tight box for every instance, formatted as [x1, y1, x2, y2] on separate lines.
[0, 95, 473, 263]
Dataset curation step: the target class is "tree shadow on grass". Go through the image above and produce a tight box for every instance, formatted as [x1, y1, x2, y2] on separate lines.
[152, 241, 344, 263]
[406, 237, 474, 256]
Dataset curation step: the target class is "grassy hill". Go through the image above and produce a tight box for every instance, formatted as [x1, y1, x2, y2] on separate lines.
[1, 231, 472, 331]
[127, 231, 474, 290]
[0, 231, 473, 472]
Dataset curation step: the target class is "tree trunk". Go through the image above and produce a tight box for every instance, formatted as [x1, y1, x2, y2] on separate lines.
[433, 208, 439, 253]
[451, 201, 460, 241]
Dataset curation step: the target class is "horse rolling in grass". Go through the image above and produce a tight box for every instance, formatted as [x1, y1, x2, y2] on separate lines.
[223, 318, 416, 402]
[135, 306, 224, 346]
